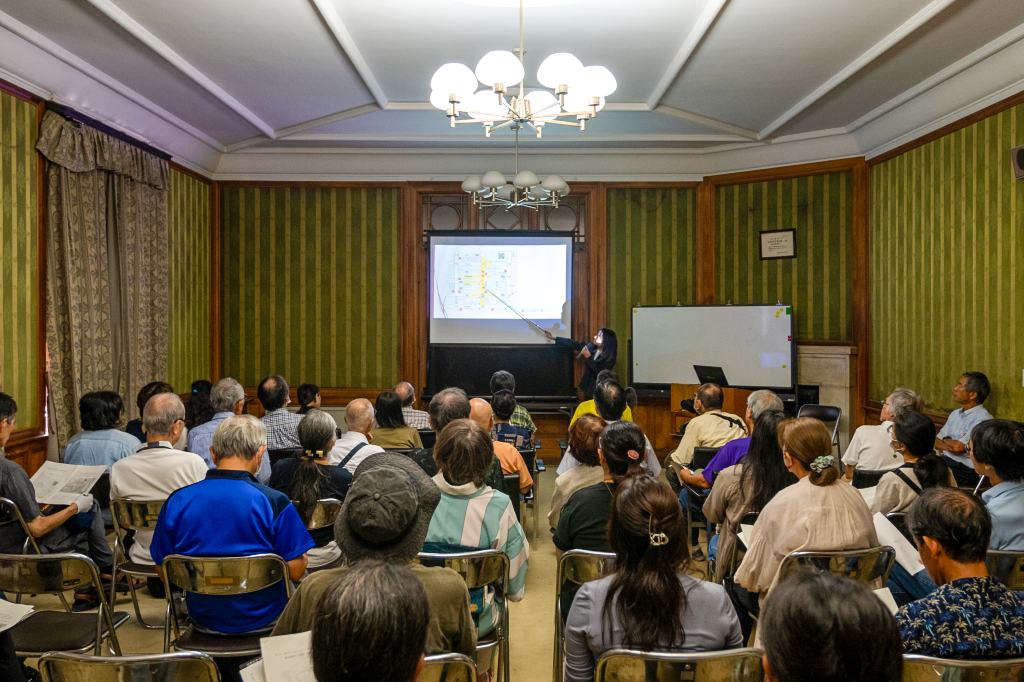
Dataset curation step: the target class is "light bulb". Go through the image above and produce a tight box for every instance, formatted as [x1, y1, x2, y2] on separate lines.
[466, 90, 506, 120]
[541, 175, 567, 193]
[430, 89, 455, 111]
[576, 65, 617, 98]
[475, 50, 524, 88]
[430, 63, 478, 99]
[513, 170, 540, 188]
[563, 93, 605, 113]
[537, 53, 584, 89]
[525, 91, 560, 121]
[462, 176, 483, 193]
[528, 186, 548, 200]
[481, 171, 507, 189]
[495, 184, 515, 201]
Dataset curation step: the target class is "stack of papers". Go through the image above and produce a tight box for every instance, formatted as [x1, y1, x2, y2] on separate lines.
[0, 601, 34, 633]
[873, 512, 925, 575]
[240, 632, 315, 682]
[737, 524, 755, 549]
[858, 486, 877, 508]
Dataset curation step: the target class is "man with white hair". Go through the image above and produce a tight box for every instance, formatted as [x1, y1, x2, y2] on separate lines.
[394, 381, 430, 430]
[329, 398, 384, 473]
[187, 377, 271, 483]
[842, 386, 924, 482]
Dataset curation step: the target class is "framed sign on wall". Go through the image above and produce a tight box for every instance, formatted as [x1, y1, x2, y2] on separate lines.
[759, 228, 797, 260]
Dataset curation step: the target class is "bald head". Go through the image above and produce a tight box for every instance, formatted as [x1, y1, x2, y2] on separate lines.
[143, 392, 185, 441]
[469, 398, 494, 431]
[345, 398, 375, 435]
[393, 382, 416, 407]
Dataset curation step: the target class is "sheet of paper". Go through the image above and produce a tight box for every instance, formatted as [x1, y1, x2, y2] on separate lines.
[738, 524, 755, 549]
[858, 486, 877, 508]
[874, 587, 899, 615]
[261, 631, 315, 682]
[0, 601, 34, 633]
[873, 512, 925, 575]
[240, 658, 266, 682]
[30, 462, 106, 505]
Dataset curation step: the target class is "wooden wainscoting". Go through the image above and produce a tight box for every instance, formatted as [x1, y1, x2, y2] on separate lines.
[632, 397, 675, 458]
[863, 400, 949, 431]
[242, 387, 390, 418]
[4, 432, 48, 476]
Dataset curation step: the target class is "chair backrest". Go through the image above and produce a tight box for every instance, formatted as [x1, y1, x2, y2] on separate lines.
[886, 512, 915, 543]
[268, 448, 302, 467]
[420, 653, 477, 682]
[596, 648, 765, 682]
[502, 473, 521, 520]
[902, 654, 1024, 682]
[0, 497, 41, 554]
[555, 550, 616, 623]
[416, 550, 509, 592]
[518, 448, 536, 474]
[778, 546, 896, 588]
[418, 429, 436, 448]
[796, 404, 842, 443]
[90, 472, 112, 510]
[852, 469, 889, 489]
[0, 551, 102, 595]
[692, 447, 720, 470]
[110, 498, 165, 532]
[161, 554, 293, 597]
[38, 650, 219, 682]
[986, 550, 1024, 591]
[307, 498, 342, 530]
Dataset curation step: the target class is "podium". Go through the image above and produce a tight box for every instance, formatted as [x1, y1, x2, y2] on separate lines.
[670, 384, 752, 436]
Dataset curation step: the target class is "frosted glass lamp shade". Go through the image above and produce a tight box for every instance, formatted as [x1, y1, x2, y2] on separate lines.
[431, 63, 478, 98]
[525, 90, 560, 120]
[475, 51, 524, 88]
[563, 93, 605, 113]
[540, 175, 567, 193]
[462, 176, 483, 193]
[466, 90, 506, 120]
[537, 52, 583, 89]
[481, 171, 507, 188]
[430, 89, 454, 111]
[528, 186, 548, 200]
[559, 182, 571, 195]
[576, 65, 617, 97]
[495, 184, 515, 200]
[513, 170, 540, 188]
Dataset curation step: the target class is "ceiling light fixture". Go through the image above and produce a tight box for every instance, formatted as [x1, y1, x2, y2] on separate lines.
[460, 125, 570, 209]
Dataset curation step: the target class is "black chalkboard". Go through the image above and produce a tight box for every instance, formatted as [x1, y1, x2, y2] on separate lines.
[426, 344, 576, 400]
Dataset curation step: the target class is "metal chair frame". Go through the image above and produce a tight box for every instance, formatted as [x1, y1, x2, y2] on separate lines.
[885, 512, 915, 544]
[553, 550, 617, 682]
[420, 652, 478, 682]
[796, 404, 843, 460]
[595, 647, 765, 682]
[109, 497, 166, 629]
[0, 496, 41, 555]
[715, 511, 759, 585]
[986, 549, 1024, 591]
[777, 546, 897, 588]
[0, 552, 126, 656]
[38, 650, 220, 682]
[851, 468, 890, 489]
[417, 550, 511, 682]
[518, 447, 542, 539]
[304, 498, 343, 530]
[502, 473, 522, 521]
[160, 553, 294, 656]
[902, 654, 1024, 681]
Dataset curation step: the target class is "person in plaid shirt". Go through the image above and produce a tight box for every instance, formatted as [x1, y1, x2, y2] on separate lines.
[489, 371, 535, 436]
[259, 375, 302, 449]
[395, 381, 430, 430]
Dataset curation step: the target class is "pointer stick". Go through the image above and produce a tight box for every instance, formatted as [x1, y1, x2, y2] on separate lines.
[483, 286, 544, 331]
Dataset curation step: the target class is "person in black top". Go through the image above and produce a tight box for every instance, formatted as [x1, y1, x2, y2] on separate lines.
[270, 409, 352, 571]
[545, 328, 618, 399]
[184, 380, 214, 430]
[126, 381, 175, 441]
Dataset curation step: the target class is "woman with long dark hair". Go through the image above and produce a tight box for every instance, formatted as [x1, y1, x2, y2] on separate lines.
[545, 328, 618, 399]
[703, 410, 796, 580]
[184, 380, 215, 430]
[269, 409, 352, 570]
[563, 475, 742, 681]
[872, 410, 953, 515]
[296, 383, 321, 415]
[370, 391, 423, 450]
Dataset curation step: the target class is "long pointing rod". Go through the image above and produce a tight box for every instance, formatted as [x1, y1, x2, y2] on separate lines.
[483, 286, 544, 330]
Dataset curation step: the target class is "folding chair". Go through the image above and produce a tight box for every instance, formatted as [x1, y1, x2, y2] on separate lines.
[596, 648, 765, 682]
[885, 512, 914, 544]
[161, 554, 294, 657]
[419, 429, 437, 448]
[778, 546, 896, 588]
[985, 549, 1024, 590]
[38, 650, 220, 682]
[109, 498, 165, 629]
[502, 473, 521, 521]
[418, 550, 511, 682]
[553, 550, 616, 682]
[0, 497, 41, 554]
[851, 468, 889, 489]
[518, 447, 542, 538]
[796, 404, 842, 459]
[902, 654, 1024, 681]
[714, 511, 759, 585]
[420, 652, 477, 682]
[306, 498, 342, 531]
[0, 552, 128, 656]
[268, 448, 302, 467]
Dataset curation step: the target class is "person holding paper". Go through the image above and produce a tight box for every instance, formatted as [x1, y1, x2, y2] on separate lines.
[970, 419, 1024, 551]
[934, 372, 993, 486]
[897, 487, 1024, 658]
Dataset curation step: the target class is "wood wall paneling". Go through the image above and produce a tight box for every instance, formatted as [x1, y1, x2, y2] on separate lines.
[695, 181, 716, 304]
[2, 434, 47, 476]
[210, 180, 222, 381]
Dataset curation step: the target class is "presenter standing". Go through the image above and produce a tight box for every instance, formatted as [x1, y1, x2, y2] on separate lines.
[545, 328, 618, 399]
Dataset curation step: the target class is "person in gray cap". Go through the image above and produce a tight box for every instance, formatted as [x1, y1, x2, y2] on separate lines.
[272, 453, 476, 657]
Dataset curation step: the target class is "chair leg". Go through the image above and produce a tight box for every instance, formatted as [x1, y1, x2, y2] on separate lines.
[125, 573, 163, 629]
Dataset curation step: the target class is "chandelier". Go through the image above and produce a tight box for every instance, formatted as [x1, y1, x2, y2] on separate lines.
[460, 126, 571, 209]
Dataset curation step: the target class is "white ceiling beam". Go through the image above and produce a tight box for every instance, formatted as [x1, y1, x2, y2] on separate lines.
[655, 105, 761, 141]
[0, 8, 224, 152]
[307, 0, 388, 109]
[225, 103, 383, 152]
[81, 0, 275, 138]
[759, 0, 960, 139]
[848, 20, 1024, 132]
[646, 0, 731, 110]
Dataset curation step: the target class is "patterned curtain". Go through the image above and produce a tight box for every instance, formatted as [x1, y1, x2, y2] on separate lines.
[36, 111, 169, 453]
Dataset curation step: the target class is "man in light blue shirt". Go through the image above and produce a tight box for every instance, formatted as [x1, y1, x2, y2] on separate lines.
[187, 377, 271, 483]
[936, 372, 992, 487]
[970, 419, 1024, 551]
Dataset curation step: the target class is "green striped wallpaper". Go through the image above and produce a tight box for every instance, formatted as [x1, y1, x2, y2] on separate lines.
[870, 103, 1024, 417]
[716, 173, 853, 341]
[220, 186, 401, 388]
[0, 92, 40, 429]
[606, 188, 697, 380]
[167, 170, 211, 391]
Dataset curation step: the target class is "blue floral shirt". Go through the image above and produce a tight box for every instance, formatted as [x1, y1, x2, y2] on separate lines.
[897, 576, 1024, 658]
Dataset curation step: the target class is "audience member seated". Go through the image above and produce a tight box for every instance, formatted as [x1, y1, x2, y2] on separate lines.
[296, 382, 321, 414]
[667, 383, 748, 488]
[557, 381, 660, 477]
[568, 370, 633, 426]
[259, 374, 302, 449]
[548, 414, 606, 528]
[310, 561, 430, 682]
[371, 391, 424, 450]
[897, 487, 1024, 658]
[151, 415, 313, 635]
[491, 390, 533, 449]
[64, 390, 140, 471]
[842, 386, 923, 481]
[760, 570, 902, 682]
[109, 393, 207, 597]
[563, 475, 742, 682]
[273, 453, 476, 657]
[470, 398, 532, 493]
[405, 388, 504, 491]
[935, 371, 992, 486]
[490, 370, 536, 436]
[188, 377, 272, 483]
[703, 411, 794, 579]
[871, 411, 953, 515]
[625, 386, 638, 415]
[328, 398, 384, 473]
[126, 381, 187, 449]
[970, 419, 1024, 550]
[269, 410, 352, 571]
[0, 392, 110, 611]
[184, 379, 214, 430]
[395, 381, 430, 429]
[733, 418, 877, 643]
[424, 419, 529, 636]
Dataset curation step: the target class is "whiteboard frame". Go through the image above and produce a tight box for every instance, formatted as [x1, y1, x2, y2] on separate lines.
[628, 304, 797, 391]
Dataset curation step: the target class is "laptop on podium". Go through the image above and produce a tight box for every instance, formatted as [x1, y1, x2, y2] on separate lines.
[693, 365, 730, 388]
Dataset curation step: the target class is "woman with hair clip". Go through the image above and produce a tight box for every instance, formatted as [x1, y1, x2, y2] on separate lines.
[296, 383, 321, 415]
[732, 418, 878, 643]
[269, 410, 352, 570]
[563, 475, 742, 682]
[545, 328, 618, 399]
[871, 410, 953, 515]
[703, 410, 796, 581]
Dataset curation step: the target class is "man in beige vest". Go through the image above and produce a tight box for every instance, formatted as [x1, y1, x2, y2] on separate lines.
[668, 383, 748, 483]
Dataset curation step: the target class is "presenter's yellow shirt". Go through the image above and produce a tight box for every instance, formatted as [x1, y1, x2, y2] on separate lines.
[569, 400, 633, 426]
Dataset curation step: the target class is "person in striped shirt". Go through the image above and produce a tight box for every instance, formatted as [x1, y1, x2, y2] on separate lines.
[424, 418, 530, 636]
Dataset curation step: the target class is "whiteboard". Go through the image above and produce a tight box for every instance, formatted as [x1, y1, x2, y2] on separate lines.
[631, 305, 794, 388]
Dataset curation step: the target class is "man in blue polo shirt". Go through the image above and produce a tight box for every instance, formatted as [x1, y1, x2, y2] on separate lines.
[935, 371, 993, 487]
[151, 414, 313, 635]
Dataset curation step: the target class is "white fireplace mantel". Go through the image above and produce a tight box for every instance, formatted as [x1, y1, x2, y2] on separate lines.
[797, 344, 859, 455]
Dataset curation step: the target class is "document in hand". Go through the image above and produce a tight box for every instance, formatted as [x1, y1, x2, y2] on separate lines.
[30, 462, 106, 506]
[240, 632, 315, 682]
[872, 512, 925, 575]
